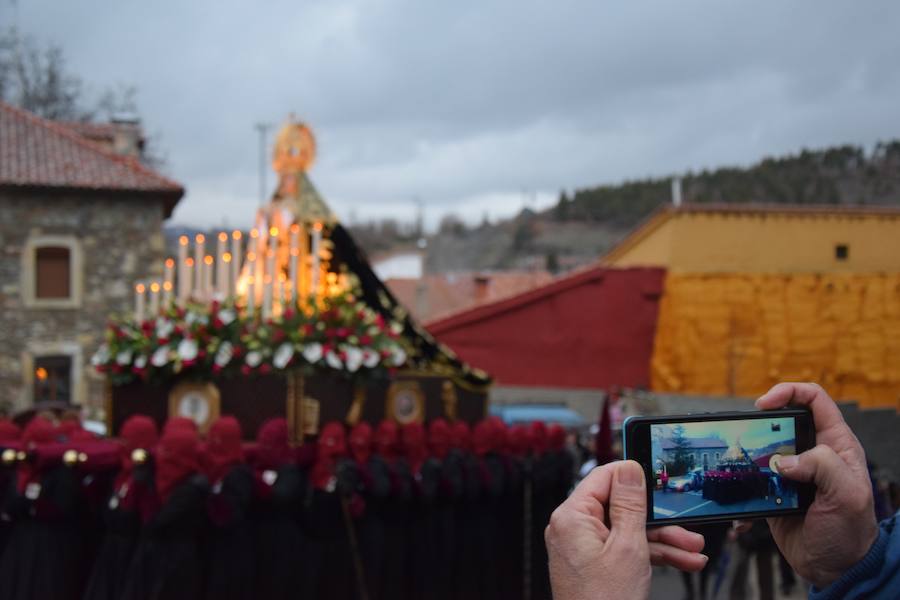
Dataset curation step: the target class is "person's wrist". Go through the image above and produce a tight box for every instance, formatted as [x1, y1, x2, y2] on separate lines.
[811, 519, 880, 589]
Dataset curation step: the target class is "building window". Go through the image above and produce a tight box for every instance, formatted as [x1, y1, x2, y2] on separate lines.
[33, 355, 72, 404]
[35, 246, 71, 298]
[21, 235, 83, 308]
[835, 244, 849, 260]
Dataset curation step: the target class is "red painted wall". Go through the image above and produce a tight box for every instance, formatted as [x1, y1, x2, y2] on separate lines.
[427, 267, 666, 389]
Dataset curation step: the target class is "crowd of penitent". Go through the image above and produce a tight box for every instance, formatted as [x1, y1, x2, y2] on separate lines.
[0, 413, 574, 600]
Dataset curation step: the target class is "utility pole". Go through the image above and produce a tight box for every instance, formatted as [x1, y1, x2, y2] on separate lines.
[254, 122, 271, 206]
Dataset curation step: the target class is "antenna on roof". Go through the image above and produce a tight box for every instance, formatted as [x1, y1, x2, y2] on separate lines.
[671, 177, 683, 207]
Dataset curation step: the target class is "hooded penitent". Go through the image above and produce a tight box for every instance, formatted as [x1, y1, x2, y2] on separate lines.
[117, 415, 159, 486]
[449, 420, 471, 453]
[17, 417, 57, 494]
[348, 422, 373, 466]
[375, 419, 399, 461]
[254, 418, 293, 471]
[155, 429, 200, 503]
[162, 417, 198, 436]
[312, 421, 347, 490]
[204, 416, 244, 484]
[401, 422, 428, 474]
[427, 418, 451, 461]
[507, 424, 530, 459]
[548, 424, 566, 453]
[528, 421, 549, 457]
[0, 418, 20, 442]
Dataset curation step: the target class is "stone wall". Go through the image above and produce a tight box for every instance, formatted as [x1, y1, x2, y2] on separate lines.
[0, 190, 166, 414]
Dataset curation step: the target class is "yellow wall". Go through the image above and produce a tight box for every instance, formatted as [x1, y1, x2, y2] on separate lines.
[651, 273, 900, 409]
[608, 211, 900, 273]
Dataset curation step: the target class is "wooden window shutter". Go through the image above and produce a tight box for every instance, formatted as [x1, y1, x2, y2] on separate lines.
[35, 246, 71, 299]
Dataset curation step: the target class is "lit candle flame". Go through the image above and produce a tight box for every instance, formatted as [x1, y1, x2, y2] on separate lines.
[136, 283, 146, 293]
[204, 255, 214, 266]
[195, 234, 205, 244]
[223, 252, 232, 263]
[185, 257, 194, 266]
[218, 232, 228, 242]
[313, 222, 323, 232]
[165, 258, 174, 268]
[163, 281, 173, 291]
[269, 227, 279, 237]
[232, 230, 242, 240]
[150, 282, 160, 293]
[179, 236, 189, 245]
[250, 229, 259, 239]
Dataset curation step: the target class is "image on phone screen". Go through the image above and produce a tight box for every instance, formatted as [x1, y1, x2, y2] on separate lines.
[650, 417, 798, 521]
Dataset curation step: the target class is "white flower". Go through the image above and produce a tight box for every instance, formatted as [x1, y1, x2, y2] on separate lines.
[362, 349, 379, 369]
[177, 339, 199, 362]
[91, 344, 110, 366]
[344, 346, 363, 372]
[151, 346, 170, 367]
[214, 341, 234, 367]
[245, 351, 263, 367]
[116, 350, 133, 366]
[302, 343, 323, 364]
[390, 322, 404, 335]
[390, 346, 407, 367]
[217, 308, 236, 326]
[155, 317, 174, 339]
[134, 355, 148, 369]
[325, 350, 343, 370]
[185, 310, 208, 326]
[273, 343, 294, 369]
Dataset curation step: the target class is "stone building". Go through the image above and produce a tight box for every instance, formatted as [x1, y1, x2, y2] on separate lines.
[0, 101, 183, 413]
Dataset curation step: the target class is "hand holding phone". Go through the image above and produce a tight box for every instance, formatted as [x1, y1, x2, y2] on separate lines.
[623, 408, 816, 526]
[755, 383, 880, 590]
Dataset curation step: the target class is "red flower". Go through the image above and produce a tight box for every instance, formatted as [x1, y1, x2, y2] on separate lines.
[337, 327, 349, 339]
[283, 309, 295, 320]
[174, 326, 185, 337]
[338, 351, 347, 361]
[183, 359, 196, 368]
[212, 317, 224, 329]
[374, 314, 385, 328]
[322, 343, 333, 355]
[232, 346, 244, 357]
[302, 324, 314, 336]
[157, 337, 169, 346]
[359, 335, 372, 345]
[241, 365, 251, 375]
[272, 330, 286, 343]
[211, 300, 221, 313]
[259, 364, 271, 375]
[212, 364, 223, 374]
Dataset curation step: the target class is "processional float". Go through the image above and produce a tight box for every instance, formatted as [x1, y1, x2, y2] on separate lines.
[93, 118, 491, 440]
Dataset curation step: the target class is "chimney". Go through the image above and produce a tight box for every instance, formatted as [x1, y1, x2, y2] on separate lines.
[671, 177, 683, 207]
[473, 274, 490, 303]
[111, 116, 144, 159]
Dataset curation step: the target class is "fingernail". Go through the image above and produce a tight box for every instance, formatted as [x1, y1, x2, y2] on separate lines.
[618, 461, 645, 488]
[777, 455, 798, 470]
[701, 554, 709, 564]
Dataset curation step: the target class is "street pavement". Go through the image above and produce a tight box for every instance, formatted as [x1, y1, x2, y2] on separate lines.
[653, 489, 795, 520]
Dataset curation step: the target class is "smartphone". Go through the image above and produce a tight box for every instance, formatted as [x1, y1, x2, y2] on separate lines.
[623, 409, 815, 526]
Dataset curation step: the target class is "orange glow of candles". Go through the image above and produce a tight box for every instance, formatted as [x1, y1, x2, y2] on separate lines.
[195, 234, 205, 244]
[250, 228, 259, 239]
[185, 257, 195, 266]
[163, 281, 173, 291]
[136, 283, 146, 293]
[179, 236, 189, 246]
[204, 255, 214, 266]
[165, 258, 175, 269]
[232, 230, 242, 240]
[223, 252, 232, 263]
[218, 232, 228, 243]
[269, 227, 279, 237]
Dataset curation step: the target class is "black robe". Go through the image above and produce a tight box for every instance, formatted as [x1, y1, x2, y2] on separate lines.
[121, 474, 210, 600]
[369, 455, 412, 600]
[301, 478, 356, 600]
[0, 464, 89, 600]
[405, 457, 441, 600]
[355, 455, 392, 600]
[530, 453, 557, 600]
[431, 452, 464, 600]
[251, 464, 309, 600]
[456, 451, 504, 600]
[499, 455, 526, 600]
[205, 464, 255, 600]
[83, 460, 156, 600]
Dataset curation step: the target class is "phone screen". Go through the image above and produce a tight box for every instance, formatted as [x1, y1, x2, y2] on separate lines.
[649, 416, 799, 521]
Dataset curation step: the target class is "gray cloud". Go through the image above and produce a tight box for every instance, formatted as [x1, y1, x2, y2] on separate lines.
[9, 0, 900, 229]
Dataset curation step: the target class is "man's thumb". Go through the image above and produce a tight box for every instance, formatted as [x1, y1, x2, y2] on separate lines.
[776, 444, 850, 496]
[608, 460, 647, 534]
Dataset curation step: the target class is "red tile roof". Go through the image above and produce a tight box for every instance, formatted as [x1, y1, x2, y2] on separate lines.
[385, 271, 555, 323]
[0, 101, 183, 216]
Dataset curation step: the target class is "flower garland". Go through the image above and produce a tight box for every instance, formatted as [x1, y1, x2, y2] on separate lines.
[92, 281, 410, 386]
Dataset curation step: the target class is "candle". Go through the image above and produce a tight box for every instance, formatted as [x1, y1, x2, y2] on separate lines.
[275, 272, 284, 315]
[135, 283, 146, 322]
[221, 252, 232, 298]
[289, 224, 300, 307]
[204, 255, 214, 301]
[250, 227, 263, 306]
[149, 281, 160, 315]
[230, 230, 242, 295]
[193, 234, 205, 293]
[262, 273, 273, 320]
[311, 223, 322, 301]
[298, 224, 308, 304]
[177, 236, 188, 305]
[163, 258, 175, 306]
[246, 275, 256, 315]
[216, 232, 228, 299]
[182, 258, 194, 303]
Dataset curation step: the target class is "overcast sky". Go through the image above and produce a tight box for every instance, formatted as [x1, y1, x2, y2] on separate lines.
[7, 1, 900, 231]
